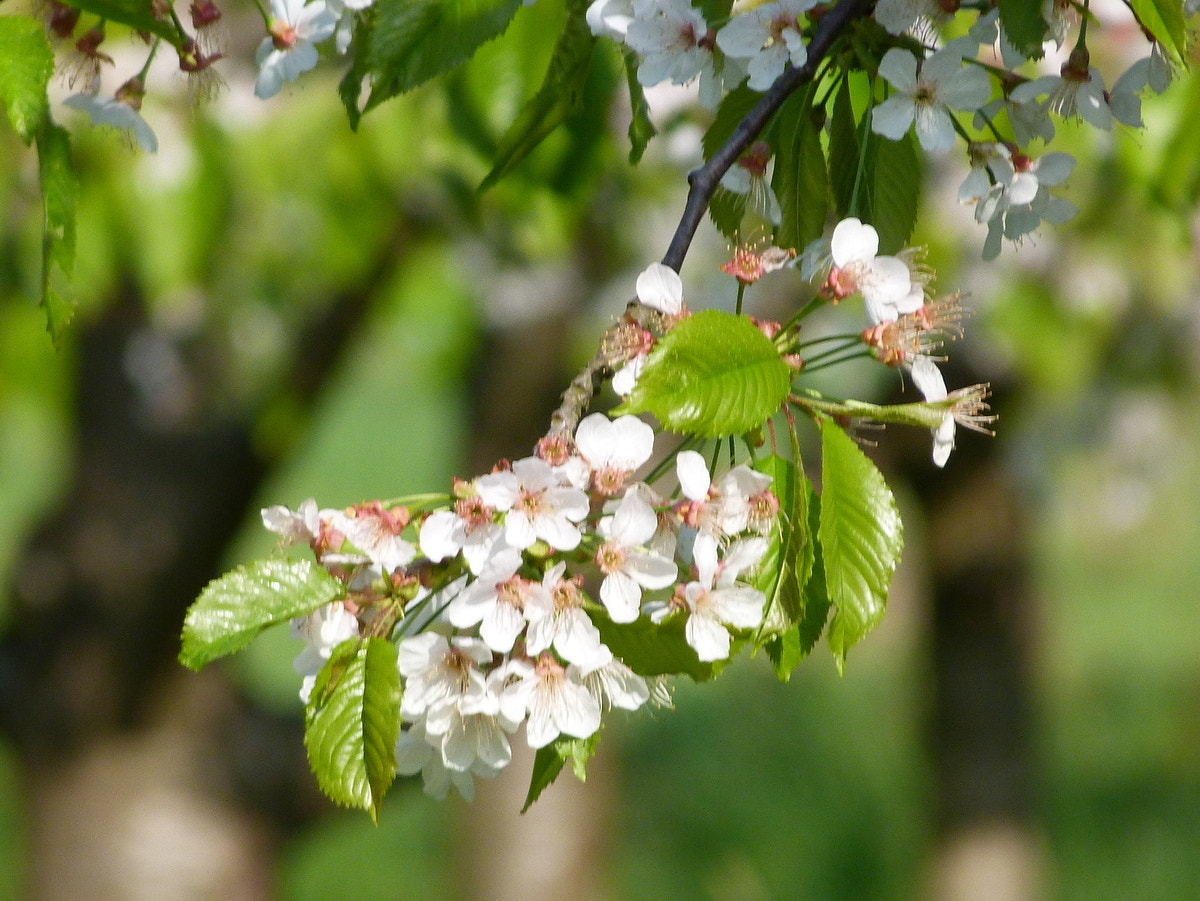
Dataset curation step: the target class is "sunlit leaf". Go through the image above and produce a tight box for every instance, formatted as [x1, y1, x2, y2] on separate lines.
[1129, 0, 1187, 64]
[179, 558, 344, 670]
[818, 420, 903, 670]
[305, 638, 401, 821]
[617, 310, 791, 438]
[0, 16, 53, 144]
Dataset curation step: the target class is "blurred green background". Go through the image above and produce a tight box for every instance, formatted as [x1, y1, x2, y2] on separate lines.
[2, 1, 1200, 898]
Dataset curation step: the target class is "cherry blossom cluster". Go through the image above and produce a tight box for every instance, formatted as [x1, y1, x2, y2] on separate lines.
[265, 407, 780, 799]
[799, 216, 993, 465]
[46, 0, 370, 153]
[584, 0, 1187, 257]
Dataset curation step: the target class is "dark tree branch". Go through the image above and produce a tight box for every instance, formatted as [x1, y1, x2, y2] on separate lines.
[661, 0, 876, 271]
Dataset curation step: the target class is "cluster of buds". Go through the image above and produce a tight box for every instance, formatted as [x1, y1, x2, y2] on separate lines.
[266, 410, 780, 800]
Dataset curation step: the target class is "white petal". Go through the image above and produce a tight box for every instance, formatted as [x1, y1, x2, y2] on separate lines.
[830, 217, 878, 266]
[686, 613, 732, 661]
[635, 263, 683, 313]
[676, 450, 712, 500]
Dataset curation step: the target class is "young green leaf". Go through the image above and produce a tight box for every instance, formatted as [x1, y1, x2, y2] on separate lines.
[179, 558, 345, 670]
[616, 310, 791, 438]
[37, 122, 78, 346]
[305, 637, 401, 821]
[754, 453, 808, 635]
[480, 0, 595, 190]
[357, 0, 525, 119]
[0, 16, 53, 144]
[818, 420, 903, 670]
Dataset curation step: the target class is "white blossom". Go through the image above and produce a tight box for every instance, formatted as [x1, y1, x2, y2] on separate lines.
[871, 47, 991, 153]
[595, 487, 678, 622]
[254, 0, 337, 100]
[500, 655, 603, 748]
[475, 457, 589, 551]
[63, 91, 157, 153]
[445, 546, 529, 652]
[669, 533, 767, 661]
[290, 602, 359, 702]
[523, 562, 610, 669]
[716, 0, 816, 92]
[573, 412, 655, 495]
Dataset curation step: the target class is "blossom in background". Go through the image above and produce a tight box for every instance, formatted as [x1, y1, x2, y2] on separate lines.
[626, 0, 721, 105]
[332, 501, 415, 574]
[871, 47, 991, 152]
[1009, 49, 1112, 130]
[64, 79, 158, 153]
[586, 0, 634, 39]
[255, 0, 337, 99]
[719, 140, 781, 225]
[716, 0, 816, 91]
[325, 0, 374, 54]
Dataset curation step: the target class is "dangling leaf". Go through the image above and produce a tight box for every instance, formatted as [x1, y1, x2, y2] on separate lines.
[0, 16, 53, 144]
[522, 732, 600, 812]
[622, 48, 656, 163]
[616, 310, 791, 438]
[37, 122, 78, 346]
[348, 0, 525, 123]
[828, 75, 862, 221]
[818, 420, 903, 670]
[479, 0, 595, 191]
[305, 637, 401, 821]
[997, 0, 1046, 60]
[179, 558, 344, 670]
[869, 129, 921, 254]
[773, 90, 828, 252]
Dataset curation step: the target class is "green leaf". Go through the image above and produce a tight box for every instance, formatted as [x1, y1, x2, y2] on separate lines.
[480, 0, 595, 191]
[357, 0, 524, 118]
[179, 558, 345, 670]
[772, 89, 828, 252]
[622, 49, 656, 163]
[754, 454, 807, 635]
[63, 0, 183, 43]
[1129, 0, 1187, 63]
[0, 16, 53, 144]
[616, 310, 791, 439]
[869, 129, 921, 254]
[702, 84, 762, 161]
[796, 487, 831, 656]
[1151, 71, 1200, 211]
[37, 122, 78, 346]
[305, 638, 401, 821]
[522, 732, 599, 812]
[818, 420, 903, 670]
[828, 76, 862, 221]
[593, 611, 718, 681]
[996, 0, 1046, 60]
